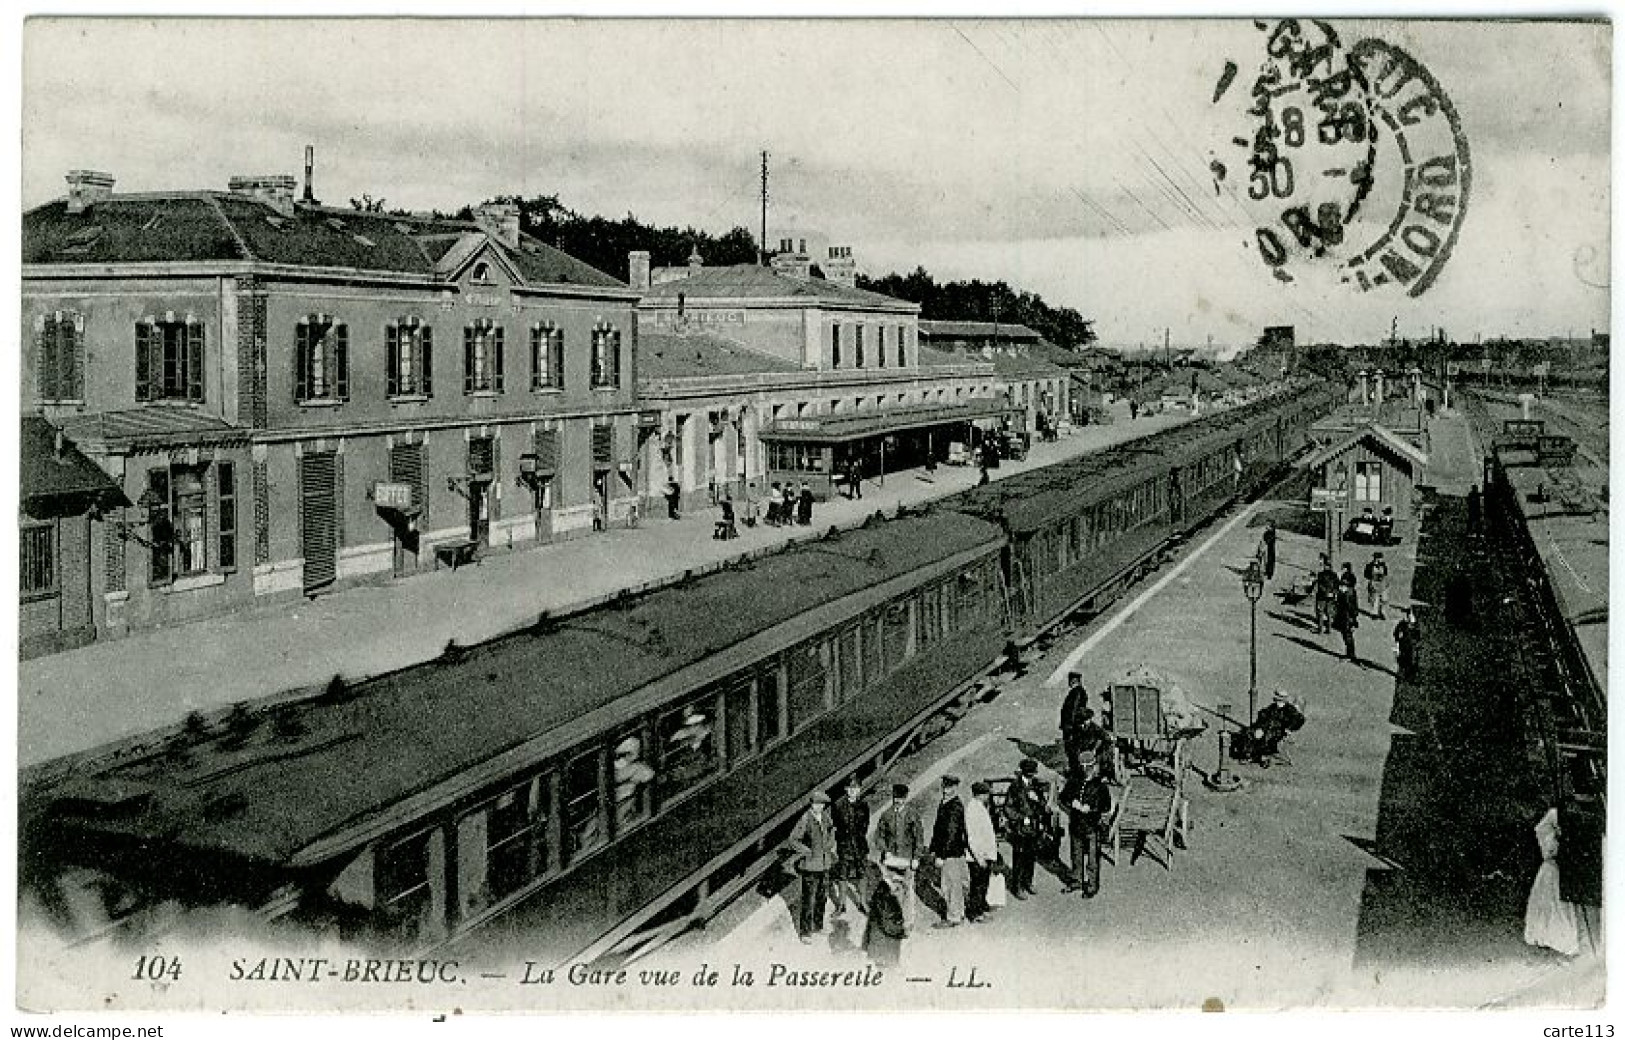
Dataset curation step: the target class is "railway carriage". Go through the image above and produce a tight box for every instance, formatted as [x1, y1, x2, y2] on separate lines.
[23, 382, 1337, 965]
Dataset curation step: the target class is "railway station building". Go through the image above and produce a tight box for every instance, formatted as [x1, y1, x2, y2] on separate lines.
[916, 320, 1071, 434]
[22, 169, 641, 642]
[632, 258, 1018, 506]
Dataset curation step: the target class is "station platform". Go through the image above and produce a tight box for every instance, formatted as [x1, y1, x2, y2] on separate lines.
[21, 406, 1190, 768]
[649, 411, 1603, 1010]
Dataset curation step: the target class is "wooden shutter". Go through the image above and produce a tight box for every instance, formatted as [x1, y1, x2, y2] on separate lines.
[468, 438, 495, 477]
[334, 325, 350, 401]
[611, 330, 622, 387]
[592, 425, 614, 468]
[35, 320, 52, 401]
[463, 327, 475, 394]
[530, 327, 543, 390]
[135, 322, 152, 401]
[300, 452, 338, 592]
[217, 462, 237, 571]
[67, 319, 83, 400]
[147, 468, 172, 585]
[295, 323, 311, 401]
[534, 429, 559, 474]
[421, 326, 434, 396]
[493, 328, 505, 391]
[386, 324, 400, 397]
[187, 323, 205, 401]
[389, 442, 426, 512]
[551, 330, 564, 389]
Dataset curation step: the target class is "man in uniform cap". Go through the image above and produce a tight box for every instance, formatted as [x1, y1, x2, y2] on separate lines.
[1240, 690, 1306, 764]
[929, 775, 969, 927]
[788, 791, 837, 943]
[1060, 673, 1092, 772]
[1003, 759, 1049, 899]
[1061, 754, 1112, 898]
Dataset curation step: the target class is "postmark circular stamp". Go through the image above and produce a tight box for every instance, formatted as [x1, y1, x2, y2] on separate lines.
[1212, 20, 1471, 297]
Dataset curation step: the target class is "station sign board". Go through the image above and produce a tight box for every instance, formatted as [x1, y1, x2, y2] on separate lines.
[372, 481, 415, 511]
[1310, 487, 1348, 513]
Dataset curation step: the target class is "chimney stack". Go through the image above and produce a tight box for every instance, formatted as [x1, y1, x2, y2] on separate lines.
[65, 170, 116, 214]
[228, 174, 297, 217]
[474, 202, 522, 249]
[303, 145, 316, 204]
[628, 250, 652, 291]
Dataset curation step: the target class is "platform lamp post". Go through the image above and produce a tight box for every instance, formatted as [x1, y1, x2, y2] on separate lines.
[1242, 558, 1265, 726]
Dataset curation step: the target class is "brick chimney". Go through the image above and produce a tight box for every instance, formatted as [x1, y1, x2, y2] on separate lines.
[474, 203, 522, 249]
[628, 250, 652, 291]
[65, 170, 115, 214]
[228, 174, 297, 217]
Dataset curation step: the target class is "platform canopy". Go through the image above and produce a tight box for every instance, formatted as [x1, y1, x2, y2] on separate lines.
[757, 399, 1016, 444]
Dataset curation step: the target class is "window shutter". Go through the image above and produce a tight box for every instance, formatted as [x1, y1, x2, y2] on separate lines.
[612, 331, 622, 387]
[295, 323, 310, 401]
[421, 326, 434, 396]
[35, 319, 51, 401]
[493, 328, 505, 391]
[592, 425, 614, 467]
[463, 327, 475, 394]
[187, 324, 205, 402]
[147, 467, 172, 585]
[534, 428, 559, 473]
[67, 319, 83, 400]
[135, 322, 152, 401]
[334, 325, 350, 401]
[386, 325, 400, 397]
[551, 331, 564, 389]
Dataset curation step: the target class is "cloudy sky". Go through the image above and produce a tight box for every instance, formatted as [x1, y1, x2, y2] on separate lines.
[21, 17, 1610, 349]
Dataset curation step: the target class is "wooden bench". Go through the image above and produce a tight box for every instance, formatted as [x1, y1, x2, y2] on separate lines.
[433, 539, 481, 571]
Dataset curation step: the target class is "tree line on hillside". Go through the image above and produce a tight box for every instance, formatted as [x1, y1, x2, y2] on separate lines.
[857, 268, 1096, 349]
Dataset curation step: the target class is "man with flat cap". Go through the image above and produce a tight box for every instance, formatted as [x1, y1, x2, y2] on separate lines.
[788, 790, 838, 943]
[1004, 758, 1050, 899]
[874, 782, 924, 933]
[930, 775, 970, 927]
[830, 775, 871, 918]
[964, 780, 999, 922]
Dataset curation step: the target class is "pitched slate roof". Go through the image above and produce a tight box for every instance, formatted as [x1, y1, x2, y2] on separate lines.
[1301, 422, 1429, 471]
[20, 416, 126, 507]
[24, 194, 625, 290]
[641, 265, 917, 312]
[638, 331, 802, 379]
[990, 352, 1067, 378]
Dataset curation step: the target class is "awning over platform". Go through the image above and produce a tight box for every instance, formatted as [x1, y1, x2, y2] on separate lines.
[758, 399, 1016, 444]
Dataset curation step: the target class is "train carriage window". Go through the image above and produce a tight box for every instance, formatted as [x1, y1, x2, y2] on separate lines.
[918, 587, 939, 650]
[658, 698, 720, 802]
[612, 727, 656, 833]
[838, 626, 863, 702]
[725, 678, 756, 763]
[883, 600, 912, 667]
[564, 751, 605, 863]
[1070, 517, 1084, 561]
[485, 782, 541, 904]
[864, 614, 885, 688]
[757, 668, 786, 748]
[377, 829, 436, 942]
[786, 640, 830, 733]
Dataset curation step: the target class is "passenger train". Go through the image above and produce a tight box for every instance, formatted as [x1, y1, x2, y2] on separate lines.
[22, 381, 1339, 966]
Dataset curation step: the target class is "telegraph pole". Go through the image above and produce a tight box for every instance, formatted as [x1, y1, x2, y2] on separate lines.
[759, 151, 769, 267]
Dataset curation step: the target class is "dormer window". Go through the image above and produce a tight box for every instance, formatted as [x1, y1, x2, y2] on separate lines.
[295, 314, 350, 404]
[472, 261, 492, 283]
